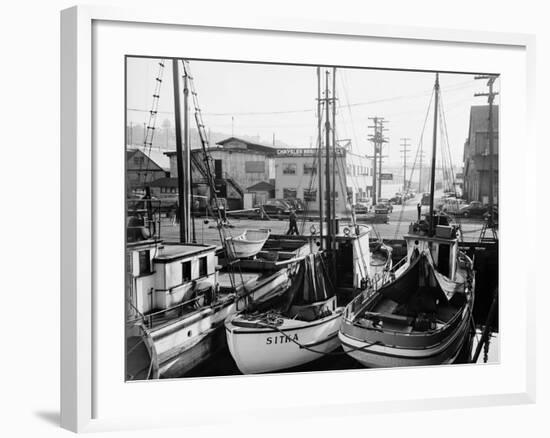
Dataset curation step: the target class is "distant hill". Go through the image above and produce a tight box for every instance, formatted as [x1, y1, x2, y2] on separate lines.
[126, 125, 289, 151]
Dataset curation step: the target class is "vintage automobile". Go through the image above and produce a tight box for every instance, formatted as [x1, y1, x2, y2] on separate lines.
[258, 199, 292, 216]
[456, 201, 488, 218]
[376, 198, 394, 213]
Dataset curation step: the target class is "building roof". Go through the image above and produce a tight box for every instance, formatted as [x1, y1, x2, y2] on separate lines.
[246, 181, 275, 192]
[126, 147, 170, 171]
[149, 177, 179, 188]
[216, 137, 277, 154]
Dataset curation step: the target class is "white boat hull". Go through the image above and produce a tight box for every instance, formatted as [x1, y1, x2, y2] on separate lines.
[225, 310, 343, 374]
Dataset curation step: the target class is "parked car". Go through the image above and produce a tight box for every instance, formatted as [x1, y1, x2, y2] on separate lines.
[439, 198, 467, 214]
[389, 195, 403, 205]
[377, 198, 394, 213]
[374, 203, 392, 214]
[353, 202, 371, 214]
[258, 199, 291, 215]
[456, 201, 488, 218]
[284, 198, 305, 213]
[420, 192, 431, 205]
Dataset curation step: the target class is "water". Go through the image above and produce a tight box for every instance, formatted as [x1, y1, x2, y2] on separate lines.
[183, 330, 499, 378]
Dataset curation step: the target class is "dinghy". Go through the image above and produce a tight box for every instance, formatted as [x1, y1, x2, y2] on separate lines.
[225, 253, 343, 374]
[225, 229, 270, 259]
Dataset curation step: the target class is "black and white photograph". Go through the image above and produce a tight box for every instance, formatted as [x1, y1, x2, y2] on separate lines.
[125, 57, 499, 380]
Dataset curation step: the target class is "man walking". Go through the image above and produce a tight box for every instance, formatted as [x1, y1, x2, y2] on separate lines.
[286, 208, 299, 235]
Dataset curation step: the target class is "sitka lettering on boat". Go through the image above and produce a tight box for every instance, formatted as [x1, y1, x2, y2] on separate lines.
[266, 334, 299, 345]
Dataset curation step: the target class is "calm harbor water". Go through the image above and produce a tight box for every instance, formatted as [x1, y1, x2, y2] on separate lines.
[184, 330, 499, 379]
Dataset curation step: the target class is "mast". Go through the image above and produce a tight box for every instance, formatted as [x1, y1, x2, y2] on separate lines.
[172, 59, 188, 243]
[331, 67, 337, 236]
[317, 67, 324, 249]
[372, 119, 377, 205]
[325, 70, 332, 251]
[428, 73, 440, 236]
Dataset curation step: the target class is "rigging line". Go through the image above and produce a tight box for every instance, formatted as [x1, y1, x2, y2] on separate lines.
[137, 59, 166, 187]
[392, 88, 435, 240]
[126, 79, 478, 118]
[439, 92, 459, 190]
[181, 60, 246, 292]
[339, 72, 360, 153]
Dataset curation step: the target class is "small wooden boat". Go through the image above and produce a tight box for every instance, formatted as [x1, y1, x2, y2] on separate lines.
[225, 229, 270, 259]
[225, 253, 343, 374]
[339, 73, 475, 369]
[339, 240, 474, 368]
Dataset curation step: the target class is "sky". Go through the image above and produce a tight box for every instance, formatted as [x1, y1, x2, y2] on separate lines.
[126, 57, 500, 168]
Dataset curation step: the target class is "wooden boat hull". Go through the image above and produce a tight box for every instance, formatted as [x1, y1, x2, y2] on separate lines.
[339, 307, 471, 368]
[225, 310, 343, 374]
[130, 268, 292, 379]
[226, 229, 270, 259]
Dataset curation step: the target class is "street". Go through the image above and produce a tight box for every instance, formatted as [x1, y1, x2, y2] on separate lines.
[159, 198, 488, 247]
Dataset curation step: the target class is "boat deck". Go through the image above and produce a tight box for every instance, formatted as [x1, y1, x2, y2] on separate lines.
[218, 272, 263, 293]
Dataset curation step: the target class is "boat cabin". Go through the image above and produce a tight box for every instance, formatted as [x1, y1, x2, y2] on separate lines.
[332, 224, 373, 289]
[127, 239, 218, 318]
[404, 216, 460, 281]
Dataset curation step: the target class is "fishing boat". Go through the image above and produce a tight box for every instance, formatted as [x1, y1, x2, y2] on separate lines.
[225, 229, 270, 259]
[225, 67, 395, 374]
[126, 59, 311, 379]
[338, 73, 475, 368]
[225, 253, 341, 374]
[225, 225, 392, 374]
[125, 201, 313, 379]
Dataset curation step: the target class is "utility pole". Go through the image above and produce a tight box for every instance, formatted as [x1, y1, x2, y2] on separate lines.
[400, 138, 411, 193]
[475, 75, 499, 231]
[368, 117, 389, 204]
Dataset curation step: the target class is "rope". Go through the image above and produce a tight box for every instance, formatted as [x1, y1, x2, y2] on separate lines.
[252, 319, 382, 355]
[392, 88, 435, 240]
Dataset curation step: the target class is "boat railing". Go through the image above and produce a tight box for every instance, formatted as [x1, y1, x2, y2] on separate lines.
[134, 293, 214, 329]
[390, 255, 408, 274]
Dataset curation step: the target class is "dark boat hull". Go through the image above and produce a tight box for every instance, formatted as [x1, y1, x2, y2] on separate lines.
[339, 309, 471, 368]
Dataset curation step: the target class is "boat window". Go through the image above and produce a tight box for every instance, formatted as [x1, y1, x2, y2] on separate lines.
[438, 244, 451, 277]
[199, 256, 208, 277]
[138, 250, 150, 275]
[182, 261, 192, 282]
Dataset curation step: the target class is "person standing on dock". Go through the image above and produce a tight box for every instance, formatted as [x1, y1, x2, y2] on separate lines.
[417, 202, 421, 221]
[286, 208, 299, 235]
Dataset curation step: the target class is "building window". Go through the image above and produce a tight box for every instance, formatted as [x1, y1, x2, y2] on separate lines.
[245, 161, 265, 173]
[283, 188, 297, 199]
[138, 250, 151, 275]
[303, 163, 317, 174]
[182, 261, 192, 282]
[282, 163, 297, 175]
[304, 189, 317, 202]
[199, 256, 208, 277]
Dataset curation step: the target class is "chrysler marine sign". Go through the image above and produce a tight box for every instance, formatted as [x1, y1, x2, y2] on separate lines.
[276, 148, 345, 157]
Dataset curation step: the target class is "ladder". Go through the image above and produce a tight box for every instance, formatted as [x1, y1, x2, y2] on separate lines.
[138, 59, 165, 187]
[180, 59, 246, 295]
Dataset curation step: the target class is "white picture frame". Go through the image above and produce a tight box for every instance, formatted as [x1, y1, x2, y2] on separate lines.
[60, 5, 536, 433]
